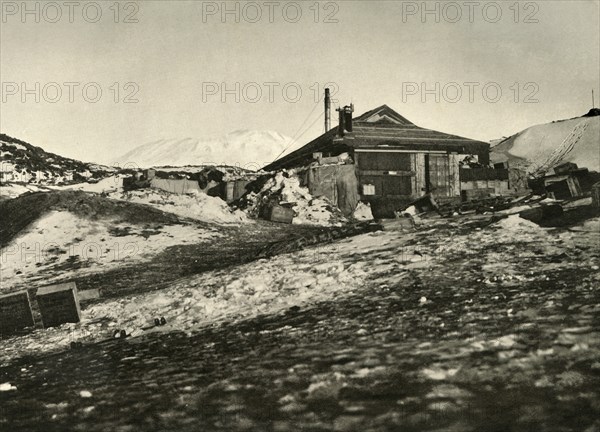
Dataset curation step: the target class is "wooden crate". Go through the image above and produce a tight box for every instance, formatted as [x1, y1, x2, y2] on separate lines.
[461, 188, 494, 202]
[0, 291, 35, 336]
[36, 282, 81, 328]
[267, 205, 295, 224]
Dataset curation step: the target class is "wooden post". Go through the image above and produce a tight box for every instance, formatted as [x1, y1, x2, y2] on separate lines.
[324, 88, 331, 132]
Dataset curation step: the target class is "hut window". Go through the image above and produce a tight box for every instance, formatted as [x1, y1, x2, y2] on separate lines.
[358, 152, 411, 171]
[362, 184, 376, 195]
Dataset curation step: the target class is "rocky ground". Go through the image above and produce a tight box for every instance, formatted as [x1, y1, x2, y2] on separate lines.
[1, 212, 599, 431]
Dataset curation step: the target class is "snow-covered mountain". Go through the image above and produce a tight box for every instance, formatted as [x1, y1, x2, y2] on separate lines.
[0, 133, 115, 186]
[491, 109, 600, 173]
[111, 130, 293, 170]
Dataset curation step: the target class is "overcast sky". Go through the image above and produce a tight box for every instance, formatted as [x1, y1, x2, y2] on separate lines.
[1, 0, 599, 164]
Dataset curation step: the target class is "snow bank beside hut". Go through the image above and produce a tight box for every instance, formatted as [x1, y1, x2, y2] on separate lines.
[109, 189, 249, 225]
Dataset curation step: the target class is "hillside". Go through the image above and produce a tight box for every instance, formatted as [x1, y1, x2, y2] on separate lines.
[0, 190, 185, 247]
[0, 134, 116, 186]
[111, 130, 292, 170]
[0, 190, 226, 289]
[491, 110, 600, 173]
[0, 189, 330, 302]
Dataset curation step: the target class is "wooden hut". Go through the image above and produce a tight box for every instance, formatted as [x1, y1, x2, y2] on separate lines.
[264, 105, 490, 217]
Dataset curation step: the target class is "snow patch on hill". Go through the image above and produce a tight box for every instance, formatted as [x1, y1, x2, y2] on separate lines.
[0, 183, 52, 200]
[0, 210, 219, 287]
[1, 176, 125, 200]
[491, 114, 600, 172]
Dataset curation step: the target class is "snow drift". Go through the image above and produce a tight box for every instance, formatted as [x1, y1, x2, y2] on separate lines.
[108, 189, 249, 225]
[491, 111, 600, 172]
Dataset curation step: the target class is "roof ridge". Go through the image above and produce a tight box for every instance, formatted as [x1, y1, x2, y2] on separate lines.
[354, 105, 414, 125]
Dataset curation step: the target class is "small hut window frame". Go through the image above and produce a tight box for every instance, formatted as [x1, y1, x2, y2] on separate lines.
[362, 184, 376, 196]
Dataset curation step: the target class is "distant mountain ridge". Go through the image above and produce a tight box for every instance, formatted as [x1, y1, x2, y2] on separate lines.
[111, 129, 293, 170]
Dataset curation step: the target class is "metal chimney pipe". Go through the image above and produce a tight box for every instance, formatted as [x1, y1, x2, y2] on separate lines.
[337, 107, 345, 136]
[324, 88, 331, 132]
[344, 104, 354, 132]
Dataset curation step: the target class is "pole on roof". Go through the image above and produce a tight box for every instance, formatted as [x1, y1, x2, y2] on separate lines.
[324, 88, 331, 133]
[593, 89, 595, 108]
